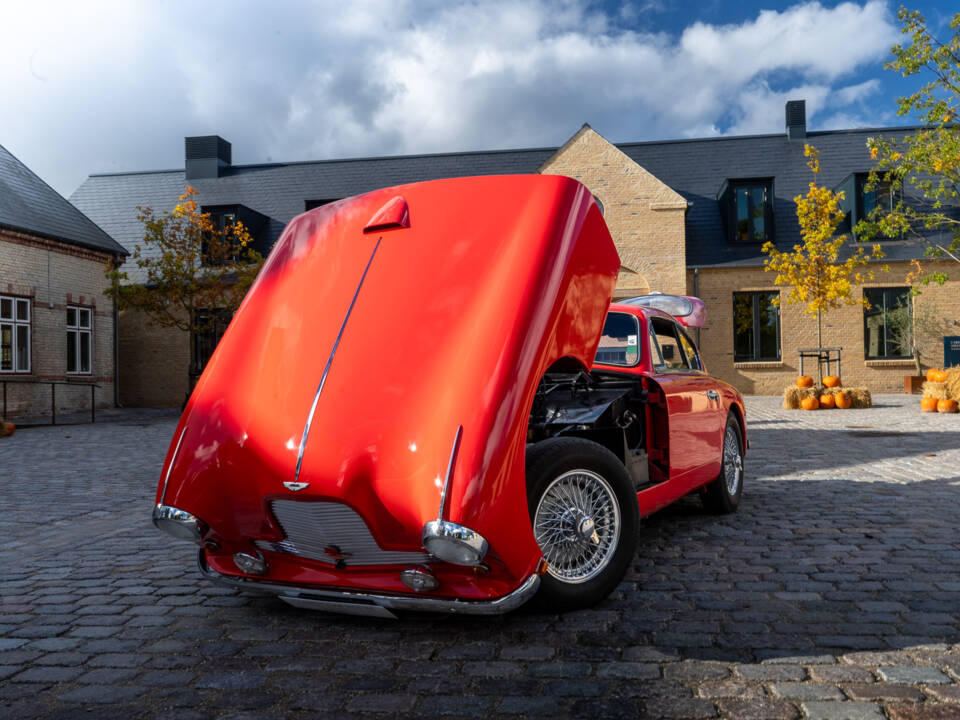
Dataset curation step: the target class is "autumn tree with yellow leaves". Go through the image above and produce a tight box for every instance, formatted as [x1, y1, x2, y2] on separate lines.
[858, 7, 960, 279]
[763, 146, 885, 357]
[106, 186, 265, 395]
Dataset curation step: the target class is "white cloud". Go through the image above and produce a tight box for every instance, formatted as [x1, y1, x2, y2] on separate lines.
[832, 79, 882, 105]
[0, 0, 899, 196]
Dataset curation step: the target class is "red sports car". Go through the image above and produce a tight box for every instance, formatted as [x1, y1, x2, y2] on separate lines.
[153, 174, 746, 617]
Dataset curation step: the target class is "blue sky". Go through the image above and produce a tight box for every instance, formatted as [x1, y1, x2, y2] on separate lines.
[599, 0, 958, 132]
[0, 1, 957, 196]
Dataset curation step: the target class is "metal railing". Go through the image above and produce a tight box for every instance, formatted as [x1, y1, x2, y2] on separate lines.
[797, 347, 842, 379]
[1, 378, 101, 425]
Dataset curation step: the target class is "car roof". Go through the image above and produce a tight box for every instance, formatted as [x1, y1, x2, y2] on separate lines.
[608, 302, 675, 323]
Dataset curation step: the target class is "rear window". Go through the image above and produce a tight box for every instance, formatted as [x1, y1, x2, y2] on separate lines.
[594, 312, 641, 367]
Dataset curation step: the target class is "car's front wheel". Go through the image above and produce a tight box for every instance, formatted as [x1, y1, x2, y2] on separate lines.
[526, 437, 639, 612]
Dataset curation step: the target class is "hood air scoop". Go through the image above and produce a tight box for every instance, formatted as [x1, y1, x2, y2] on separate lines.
[364, 195, 409, 233]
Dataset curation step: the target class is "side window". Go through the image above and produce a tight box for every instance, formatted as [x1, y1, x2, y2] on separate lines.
[678, 328, 702, 371]
[651, 318, 690, 371]
[594, 312, 640, 367]
[649, 324, 664, 367]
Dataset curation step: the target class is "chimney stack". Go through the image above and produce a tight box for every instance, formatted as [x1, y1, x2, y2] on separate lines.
[185, 135, 232, 180]
[785, 100, 806, 141]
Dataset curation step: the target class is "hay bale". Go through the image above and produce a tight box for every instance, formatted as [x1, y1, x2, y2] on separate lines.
[944, 367, 960, 402]
[783, 385, 819, 409]
[845, 387, 872, 409]
[922, 381, 949, 400]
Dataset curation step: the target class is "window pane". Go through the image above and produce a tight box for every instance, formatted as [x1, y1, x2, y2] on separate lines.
[79, 308, 91, 329]
[678, 330, 700, 370]
[15, 326, 29, 371]
[751, 187, 766, 241]
[0, 298, 11, 321]
[649, 326, 664, 366]
[15, 299, 29, 322]
[736, 189, 750, 241]
[67, 307, 77, 327]
[653, 320, 688, 370]
[594, 312, 640, 366]
[885, 289, 910, 358]
[1, 324, 11, 371]
[67, 330, 77, 373]
[80, 332, 91, 373]
[733, 294, 755, 361]
[757, 293, 779, 360]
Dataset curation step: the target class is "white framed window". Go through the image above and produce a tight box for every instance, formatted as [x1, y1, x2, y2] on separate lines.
[0, 295, 31, 373]
[67, 305, 93, 374]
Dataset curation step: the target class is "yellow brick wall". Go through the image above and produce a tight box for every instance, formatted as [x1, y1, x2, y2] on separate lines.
[0, 229, 117, 418]
[538, 126, 688, 297]
[117, 308, 190, 407]
[689, 261, 960, 395]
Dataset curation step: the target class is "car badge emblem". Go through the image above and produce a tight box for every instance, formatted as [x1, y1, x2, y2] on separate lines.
[283, 481, 310, 492]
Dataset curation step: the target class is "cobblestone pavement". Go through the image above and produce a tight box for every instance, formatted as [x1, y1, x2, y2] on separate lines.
[2, 396, 960, 720]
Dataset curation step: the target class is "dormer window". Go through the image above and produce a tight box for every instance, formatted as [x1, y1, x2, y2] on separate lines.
[718, 179, 774, 244]
[835, 173, 899, 238]
[201, 204, 270, 264]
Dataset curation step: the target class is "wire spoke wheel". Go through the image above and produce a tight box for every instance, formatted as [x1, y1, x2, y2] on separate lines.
[723, 425, 742, 495]
[702, 414, 744, 515]
[533, 469, 621, 584]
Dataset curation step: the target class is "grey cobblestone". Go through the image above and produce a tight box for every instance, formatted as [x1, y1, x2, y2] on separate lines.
[1, 397, 959, 718]
[801, 700, 885, 719]
[877, 666, 952, 684]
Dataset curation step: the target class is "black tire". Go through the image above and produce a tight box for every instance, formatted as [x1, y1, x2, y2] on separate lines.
[525, 437, 639, 612]
[701, 414, 744, 514]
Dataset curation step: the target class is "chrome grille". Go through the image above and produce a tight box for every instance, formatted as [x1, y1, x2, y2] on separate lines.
[255, 499, 427, 566]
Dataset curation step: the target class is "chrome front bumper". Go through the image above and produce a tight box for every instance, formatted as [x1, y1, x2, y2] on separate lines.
[197, 551, 539, 619]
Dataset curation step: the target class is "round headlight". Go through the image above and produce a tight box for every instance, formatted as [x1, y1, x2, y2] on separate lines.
[422, 520, 488, 566]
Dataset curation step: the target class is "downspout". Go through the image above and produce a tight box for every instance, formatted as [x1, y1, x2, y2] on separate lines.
[112, 260, 122, 408]
[693, 267, 700, 346]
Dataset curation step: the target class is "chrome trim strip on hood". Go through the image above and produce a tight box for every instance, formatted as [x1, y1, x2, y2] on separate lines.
[294, 236, 382, 483]
[437, 425, 463, 521]
[198, 550, 539, 617]
[159, 425, 189, 506]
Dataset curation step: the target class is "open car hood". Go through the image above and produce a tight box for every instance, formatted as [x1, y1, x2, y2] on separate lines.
[157, 174, 620, 582]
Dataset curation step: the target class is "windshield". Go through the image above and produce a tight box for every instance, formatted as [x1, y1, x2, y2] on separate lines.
[594, 312, 641, 367]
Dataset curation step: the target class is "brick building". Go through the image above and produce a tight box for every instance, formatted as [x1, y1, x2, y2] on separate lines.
[0, 143, 127, 420]
[70, 101, 959, 405]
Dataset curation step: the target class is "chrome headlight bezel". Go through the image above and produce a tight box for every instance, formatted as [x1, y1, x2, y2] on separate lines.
[153, 504, 206, 543]
[422, 519, 488, 566]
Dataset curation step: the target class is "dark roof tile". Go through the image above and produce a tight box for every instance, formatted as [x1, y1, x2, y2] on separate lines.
[0, 143, 126, 255]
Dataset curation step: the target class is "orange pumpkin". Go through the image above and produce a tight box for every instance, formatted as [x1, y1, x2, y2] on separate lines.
[1, 421, 14, 436]
[819, 394, 836, 409]
[931, 369, 947, 383]
[921, 397, 940, 412]
[822, 375, 841, 388]
[938, 398, 959, 413]
[801, 396, 819, 410]
[796, 375, 814, 388]
[834, 391, 852, 409]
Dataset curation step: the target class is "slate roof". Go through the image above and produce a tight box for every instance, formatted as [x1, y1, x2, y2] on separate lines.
[617, 127, 936, 267]
[70, 148, 554, 283]
[69, 124, 943, 282]
[0, 143, 126, 256]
